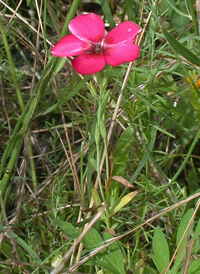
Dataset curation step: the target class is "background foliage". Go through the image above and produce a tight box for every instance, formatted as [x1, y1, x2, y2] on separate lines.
[1, 0, 200, 273]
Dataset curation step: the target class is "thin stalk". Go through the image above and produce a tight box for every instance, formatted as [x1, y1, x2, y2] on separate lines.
[95, 72, 111, 228]
[43, 0, 47, 51]
[28, 136, 37, 194]
[80, 142, 86, 209]
[98, 71, 110, 181]
[95, 136, 110, 228]
[103, 135, 109, 181]
[95, 123, 106, 204]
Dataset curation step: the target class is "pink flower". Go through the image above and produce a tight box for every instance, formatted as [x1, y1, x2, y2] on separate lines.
[51, 13, 141, 75]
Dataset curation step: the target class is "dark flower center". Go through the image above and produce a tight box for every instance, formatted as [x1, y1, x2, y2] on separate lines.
[87, 40, 104, 55]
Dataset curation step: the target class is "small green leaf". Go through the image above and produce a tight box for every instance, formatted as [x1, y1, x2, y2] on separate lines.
[152, 226, 170, 272]
[135, 259, 145, 274]
[162, 27, 200, 66]
[101, 232, 126, 274]
[176, 208, 194, 246]
[110, 191, 138, 216]
[92, 186, 102, 207]
[188, 158, 199, 195]
[51, 253, 63, 268]
[88, 80, 98, 100]
[101, 89, 110, 111]
[95, 123, 100, 144]
[82, 228, 103, 251]
[188, 258, 200, 273]
[90, 157, 97, 171]
[51, 219, 80, 239]
[193, 218, 200, 241]
[99, 119, 107, 140]
[153, 125, 175, 138]
[174, 209, 194, 268]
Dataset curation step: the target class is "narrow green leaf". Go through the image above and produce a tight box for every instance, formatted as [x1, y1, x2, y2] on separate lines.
[60, 0, 81, 38]
[125, 0, 133, 20]
[112, 127, 134, 176]
[186, 0, 199, 37]
[101, 89, 110, 111]
[130, 127, 156, 183]
[100, 0, 115, 29]
[153, 125, 175, 138]
[162, 27, 200, 66]
[110, 191, 138, 216]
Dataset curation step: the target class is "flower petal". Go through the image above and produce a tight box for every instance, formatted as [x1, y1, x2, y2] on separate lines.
[104, 44, 140, 66]
[51, 35, 90, 57]
[104, 21, 141, 45]
[69, 13, 105, 43]
[72, 53, 106, 75]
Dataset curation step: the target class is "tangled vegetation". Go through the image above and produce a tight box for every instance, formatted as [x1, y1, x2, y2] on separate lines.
[1, 0, 200, 273]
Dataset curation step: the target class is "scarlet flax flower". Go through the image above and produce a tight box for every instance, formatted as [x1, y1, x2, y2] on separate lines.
[51, 13, 142, 75]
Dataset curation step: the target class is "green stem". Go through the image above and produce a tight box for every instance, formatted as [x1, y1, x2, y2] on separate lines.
[101, 110, 109, 182]
[95, 71, 111, 228]
[95, 135, 110, 228]
[80, 141, 86, 209]
[43, 0, 47, 51]
[98, 71, 110, 181]
[28, 134, 38, 193]
[95, 123, 106, 204]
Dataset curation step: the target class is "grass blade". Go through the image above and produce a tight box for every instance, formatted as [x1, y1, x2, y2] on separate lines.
[162, 27, 200, 66]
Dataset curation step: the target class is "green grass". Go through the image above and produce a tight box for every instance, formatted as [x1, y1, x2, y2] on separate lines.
[1, 0, 200, 273]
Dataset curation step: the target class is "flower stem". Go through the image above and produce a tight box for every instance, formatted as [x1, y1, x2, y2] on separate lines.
[95, 123, 106, 204]
[95, 71, 111, 228]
